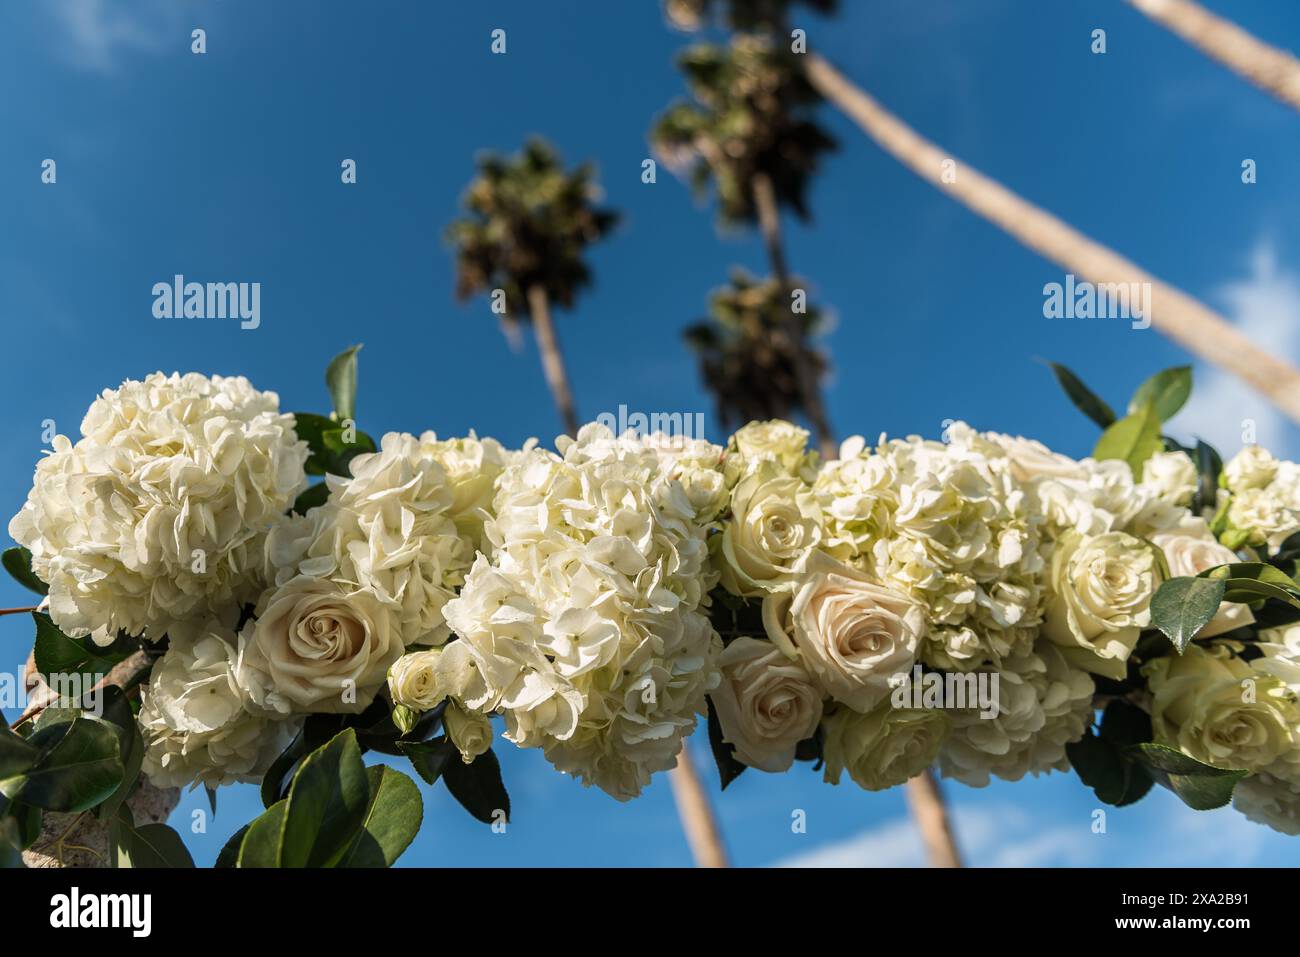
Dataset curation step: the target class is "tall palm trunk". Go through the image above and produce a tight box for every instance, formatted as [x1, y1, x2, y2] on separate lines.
[525, 284, 581, 438]
[805, 53, 1300, 424]
[906, 768, 963, 868]
[750, 171, 839, 460]
[1125, 0, 1300, 112]
[669, 743, 730, 867]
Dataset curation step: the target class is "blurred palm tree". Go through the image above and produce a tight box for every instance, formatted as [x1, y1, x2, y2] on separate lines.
[447, 138, 618, 437]
[685, 269, 828, 429]
[651, 37, 839, 457]
[661, 0, 1300, 424]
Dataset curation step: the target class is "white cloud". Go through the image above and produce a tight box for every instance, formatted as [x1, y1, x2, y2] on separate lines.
[1176, 240, 1300, 460]
[45, 0, 190, 73]
[775, 802, 1099, 868]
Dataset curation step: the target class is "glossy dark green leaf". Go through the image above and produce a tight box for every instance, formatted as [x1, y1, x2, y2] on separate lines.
[337, 765, 423, 867]
[237, 800, 287, 868]
[215, 823, 251, 868]
[2, 547, 46, 596]
[1194, 440, 1223, 515]
[1150, 577, 1226, 653]
[443, 748, 510, 825]
[0, 727, 38, 780]
[706, 696, 747, 789]
[110, 807, 194, 868]
[1, 716, 123, 813]
[1127, 743, 1248, 810]
[280, 728, 370, 867]
[291, 483, 330, 516]
[92, 688, 144, 820]
[1129, 366, 1192, 422]
[399, 737, 458, 786]
[1044, 362, 1116, 428]
[1066, 730, 1131, 805]
[0, 818, 24, 869]
[31, 612, 131, 686]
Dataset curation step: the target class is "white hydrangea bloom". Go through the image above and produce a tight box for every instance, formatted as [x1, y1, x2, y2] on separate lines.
[939, 640, 1094, 786]
[140, 620, 299, 789]
[442, 424, 722, 800]
[265, 430, 508, 647]
[9, 373, 308, 642]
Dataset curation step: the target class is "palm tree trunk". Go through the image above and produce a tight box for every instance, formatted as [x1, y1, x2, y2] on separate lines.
[525, 284, 581, 438]
[1125, 0, 1300, 112]
[750, 171, 839, 461]
[905, 769, 963, 868]
[669, 745, 730, 867]
[805, 53, 1300, 424]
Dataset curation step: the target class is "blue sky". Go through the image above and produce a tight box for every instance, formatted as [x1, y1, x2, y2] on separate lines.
[3, 0, 1300, 866]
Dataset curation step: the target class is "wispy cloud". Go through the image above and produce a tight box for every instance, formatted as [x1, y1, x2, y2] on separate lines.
[776, 802, 1098, 868]
[45, 0, 192, 74]
[1176, 240, 1300, 460]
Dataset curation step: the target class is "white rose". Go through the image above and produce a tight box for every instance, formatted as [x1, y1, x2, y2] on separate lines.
[1144, 643, 1297, 772]
[1223, 446, 1278, 492]
[387, 649, 446, 711]
[780, 551, 926, 711]
[821, 702, 950, 791]
[719, 462, 823, 596]
[1141, 451, 1197, 506]
[710, 637, 823, 772]
[238, 576, 402, 714]
[445, 702, 494, 764]
[1043, 531, 1158, 679]
[731, 419, 811, 471]
[1234, 773, 1300, 835]
[1151, 530, 1254, 637]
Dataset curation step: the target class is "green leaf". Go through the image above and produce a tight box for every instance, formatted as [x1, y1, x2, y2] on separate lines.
[706, 696, 747, 789]
[1093, 403, 1163, 478]
[237, 801, 287, 868]
[2, 547, 46, 596]
[31, 612, 131, 686]
[0, 727, 38, 780]
[215, 823, 250, 868]
[1044, 362, 1116, 428]
[1129, 366, 1192, 422]
[280, 728, 371, 867]
[399, 737, 458, 786]
[442, 748, 510, 825]
[1194, 440, 1223, 515]
[1197, 562, 1300, 608]
[325, 344, 362, 422]
[110, 808, 194, 868]
[337, 766, 423, 867]
[290, 412, 376, 478]
[0, 818, 24, 869]
[1066, 730, 1131, 805]
[0, 716, 123, 813]
[291, 483, 330, 516]
[1150, 577, 1226, 653]
[92, 688, 144, 820]
[1127, 743, 1249, 810]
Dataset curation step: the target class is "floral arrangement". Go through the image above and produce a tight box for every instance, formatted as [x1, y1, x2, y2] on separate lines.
[3, 351, 1300, 868]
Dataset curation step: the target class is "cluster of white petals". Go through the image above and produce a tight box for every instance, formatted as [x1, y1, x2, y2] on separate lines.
[437, 424, 723, 800]
[10, 373, 309, 642]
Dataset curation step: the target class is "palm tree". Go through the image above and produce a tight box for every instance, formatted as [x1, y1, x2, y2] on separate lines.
[660, 1, 1300, 427]
[447, 138, 618, 437]
[1124, 0, 1300, 113]
[651, 37, 839, 458]
[684, 269, 828, 428]
[659, 0, 966, 870]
